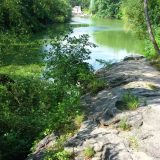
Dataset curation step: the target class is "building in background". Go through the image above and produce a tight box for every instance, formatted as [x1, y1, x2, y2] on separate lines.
[72, 6, 82, 15]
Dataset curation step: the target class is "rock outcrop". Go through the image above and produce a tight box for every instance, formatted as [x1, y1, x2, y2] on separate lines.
[29, 56, 160, 160]
[64, 56, 160, 160]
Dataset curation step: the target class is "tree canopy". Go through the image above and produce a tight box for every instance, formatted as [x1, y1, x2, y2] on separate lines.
[0, 0, 71, 32]
[91, 0, 122, 19]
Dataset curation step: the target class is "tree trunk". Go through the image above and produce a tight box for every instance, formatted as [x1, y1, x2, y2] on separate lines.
[144, 0, 160, 55]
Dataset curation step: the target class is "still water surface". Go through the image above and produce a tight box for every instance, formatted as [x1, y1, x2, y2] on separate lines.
[70, 17, 144, 69]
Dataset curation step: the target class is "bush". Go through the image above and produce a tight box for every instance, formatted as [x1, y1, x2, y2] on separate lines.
[44, 34, 96, 90]
[144, 27, 160, 59]
[0, 75, 81, 160]
[92, 0, 122, 19]
[0, 35, 99, 160]
[43, 150, 72, 160]
[121, 0, 146, 36]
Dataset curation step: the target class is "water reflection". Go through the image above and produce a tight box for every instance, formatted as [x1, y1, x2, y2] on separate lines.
[70, 17, 145, 69]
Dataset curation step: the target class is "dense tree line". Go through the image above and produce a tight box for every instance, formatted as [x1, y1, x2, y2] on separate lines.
[91, 0, 122, 19]
[121, 0, 160, 57]
[91, 0, 160, 57]
[0, 0, 71, 32]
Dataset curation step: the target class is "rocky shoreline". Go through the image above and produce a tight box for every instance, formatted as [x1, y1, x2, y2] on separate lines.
[28, 56, 160, 160]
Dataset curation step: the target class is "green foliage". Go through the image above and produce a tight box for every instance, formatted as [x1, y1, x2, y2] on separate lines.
[117, 92, 140, 111]
[44, 150, 72, 160]
[121, 0, 160, 36]
[84, 147, 95, 158]
[121, 92, 140, 110]
[74, 113, 85, 128]
[55, 150, 72, 160]
[144, 27, 160, 59]
[42, 134, 74, 160]
[119, 117, 131, 131]
[0, 75, 81, 160]
[121, 0, 160, 58]
[121, 0, 146, 36]
[0, 0, 71, 32]
[0, 77, 54, 159]
[44, 34, 96, 89]
[92, 0, 122, 19]
[0, 34, 99, 160]
[87, 78, 106, 94]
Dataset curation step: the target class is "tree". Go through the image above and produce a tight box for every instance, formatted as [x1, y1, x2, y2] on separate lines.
[0, 0, 71, 32]
[92, 0, 122, 19]
[144, 0, 160, 55]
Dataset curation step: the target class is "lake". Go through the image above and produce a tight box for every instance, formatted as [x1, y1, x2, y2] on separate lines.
[0, 17, 145, 70]
[70, 17, 145, 69]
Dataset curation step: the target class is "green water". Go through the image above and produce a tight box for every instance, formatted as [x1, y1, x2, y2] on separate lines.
[94, 30, 144, 53]
[71, 17, 145, 68]
[0, 17, 145, 71]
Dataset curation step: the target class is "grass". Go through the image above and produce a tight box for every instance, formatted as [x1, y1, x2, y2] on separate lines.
[88, 79, 106, 94]
[119, 117, 131, 131]
[74, 113, 85, 128]
[121, 92, 140, 110]
[128, 136, 139, 150]
[84, 147, 95, 159]
[0, 64, 43, 78]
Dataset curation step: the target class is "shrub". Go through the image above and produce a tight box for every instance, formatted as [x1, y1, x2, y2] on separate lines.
[92, 0, 122, 19]
[43, 150, 72, 160]
[44, 34, 96, 90]
[0, 35, 99, 160]
[0, 76, 80, 160]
